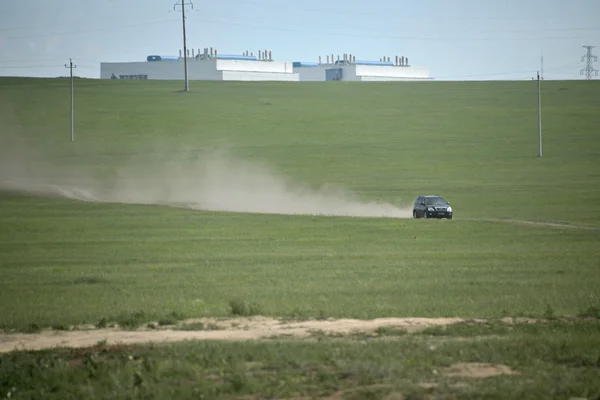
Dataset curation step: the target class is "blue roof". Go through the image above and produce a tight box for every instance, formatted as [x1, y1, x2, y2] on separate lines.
[147, 55, 179, 62]
[292, 61, 319, 67]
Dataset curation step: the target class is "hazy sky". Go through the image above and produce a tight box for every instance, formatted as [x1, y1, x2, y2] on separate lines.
[1, 0, 599, 80]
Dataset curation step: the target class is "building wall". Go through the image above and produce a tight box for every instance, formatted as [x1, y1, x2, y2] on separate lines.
[354, 65, 429, 79]
[100, 58, 431, 82]
[293, 64, 429, 82]
[100, 60, 220, 80]
[340, 65, 358, 81]
[293, 65, 358, 81]
[216, 59, 294, 74]
[100, 59, 297, 81]
[221, 71, 299, 81]
[294, 67, 326, 81]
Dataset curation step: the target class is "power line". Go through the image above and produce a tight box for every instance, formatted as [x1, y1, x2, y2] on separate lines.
[180, 6, 600, 37]
[536, 71, 542, 158]
[3, 10, 598, 38]
[1, 12, 595, 43]
[0, 13, 167, 33]
[0, 58, 68, 64]
[580, 46, 598, 80]
[1, 19, 179, 40]
[196, 18, 597, 42]
[431, 69, 539, 80]
[65, 59, 77, 142]
[174, 0, 194, 92]
[0, 65, 59, 69]
[180, 5, 600, 35]
[189, 13, 600, 37]
[224, 0, 595, 22]
[540, 63, 586, 78]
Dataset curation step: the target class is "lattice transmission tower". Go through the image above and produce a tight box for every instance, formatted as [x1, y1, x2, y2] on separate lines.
[581, 46, 598, 80]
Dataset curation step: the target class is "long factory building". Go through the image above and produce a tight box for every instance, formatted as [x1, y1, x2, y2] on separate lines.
[100, 47, 432, 82]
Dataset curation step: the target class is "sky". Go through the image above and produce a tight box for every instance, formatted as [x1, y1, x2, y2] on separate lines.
[0, 0, 599, 80]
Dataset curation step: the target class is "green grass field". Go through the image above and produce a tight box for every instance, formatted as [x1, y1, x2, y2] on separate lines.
[1, 77, 599, 399]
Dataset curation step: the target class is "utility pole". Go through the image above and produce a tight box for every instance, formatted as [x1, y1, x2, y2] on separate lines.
[64, 58, 77, 142]
[540, 52, 544, 80]
[580, 46, 598, 80]
[174, 0, 193, 91]
[537, 71, 542, 158]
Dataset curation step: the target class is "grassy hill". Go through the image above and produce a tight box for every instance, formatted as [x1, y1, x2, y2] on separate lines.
[1, 77, 599, 328]
[1, 77, 599, 399]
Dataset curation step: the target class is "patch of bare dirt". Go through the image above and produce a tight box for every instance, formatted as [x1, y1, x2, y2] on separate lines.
[441, 362, 520, 378]
[0, 316, 470, 353]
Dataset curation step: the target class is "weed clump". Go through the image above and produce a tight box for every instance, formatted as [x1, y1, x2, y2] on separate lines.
[158, 311, 187, 326]
[229, 299, 262, 316]
[23, 323, 41, 333]
[578, 306, 600, 319]
[375, 326, 407, 337]
[544, 304, 556, 320]
[72, 275, 109, 285]
[116, 311, 148, 329]
[51, 324, 69, 331]
[176, 322, 222, 331]
[96, 317, 108, 328]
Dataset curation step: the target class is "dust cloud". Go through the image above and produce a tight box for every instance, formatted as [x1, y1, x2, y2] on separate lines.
[0, 136, 411, 219]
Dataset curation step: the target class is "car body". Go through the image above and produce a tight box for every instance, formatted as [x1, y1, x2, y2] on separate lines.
[413, 195, 453, 219]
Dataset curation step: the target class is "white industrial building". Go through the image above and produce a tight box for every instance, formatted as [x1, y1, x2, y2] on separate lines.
[293, 53, 431, 82]
[101, 48, 299, 81]
[100, 48, 431, 82]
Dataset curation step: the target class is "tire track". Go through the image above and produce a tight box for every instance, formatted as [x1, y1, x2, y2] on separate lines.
[459, 217, 600, 231]
[3, 182, 598, 229]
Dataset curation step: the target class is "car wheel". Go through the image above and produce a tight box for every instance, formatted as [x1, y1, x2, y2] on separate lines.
[447, 215, 453, 220]
[413, 210, 417, 218]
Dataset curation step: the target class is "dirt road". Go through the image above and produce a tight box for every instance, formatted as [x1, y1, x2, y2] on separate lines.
[0, 316, 479, 353]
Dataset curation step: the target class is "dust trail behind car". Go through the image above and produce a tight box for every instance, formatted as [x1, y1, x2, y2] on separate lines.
[0, 137, 412, 219]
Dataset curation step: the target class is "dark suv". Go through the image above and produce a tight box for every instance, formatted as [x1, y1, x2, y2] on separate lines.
[413, 195, 453, 219]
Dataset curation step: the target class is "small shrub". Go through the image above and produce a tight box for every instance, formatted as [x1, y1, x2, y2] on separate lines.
[73, 275, 109, 285]
[286, 307, 311, 321]
[376, 326, 407, 337]
[419, 326, 447, 336]
[544, 304, 556, 320]
[229, 299, 262, 316]
[176, 322, 205, 331]
[158, 311, 187, 326]
[97, 317, 108, 328]
[23, 323, 41, 333]
[51, 324, 69, 331]
[346, 386, 394, 400]
[116, 311, 148, 329]
[578, 306, 600, 319]
[176, 322, 223, 331]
